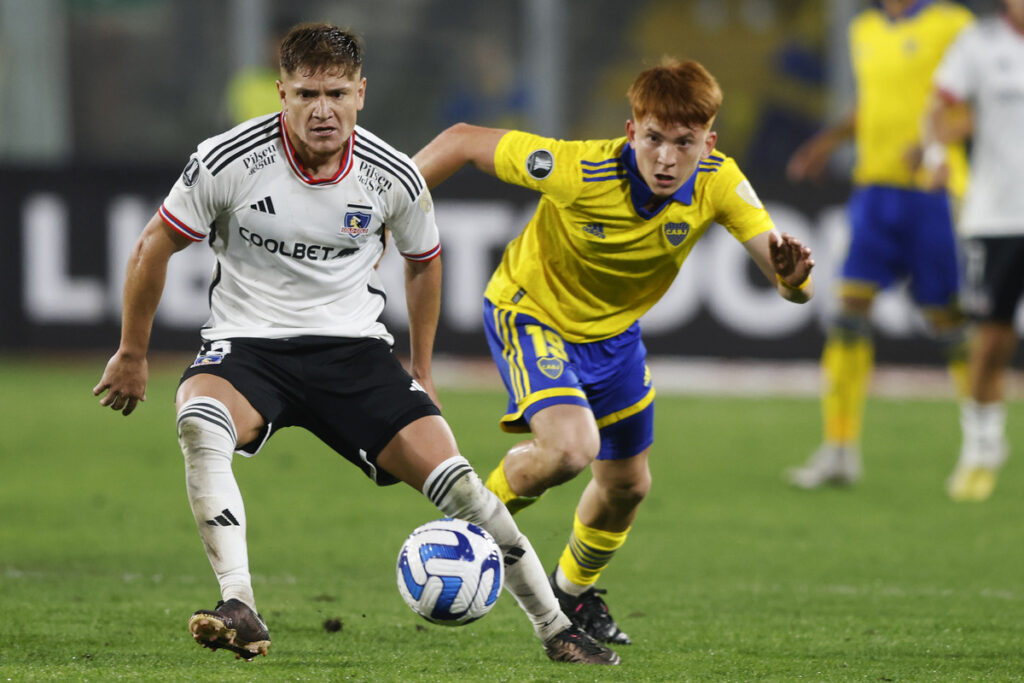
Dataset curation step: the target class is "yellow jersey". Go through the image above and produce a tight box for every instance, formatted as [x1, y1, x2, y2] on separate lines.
[850, 0, 972, 194]
[484, 131, 774, 343]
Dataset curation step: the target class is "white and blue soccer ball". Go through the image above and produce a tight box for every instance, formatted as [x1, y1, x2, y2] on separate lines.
[396, 517, 503, 626]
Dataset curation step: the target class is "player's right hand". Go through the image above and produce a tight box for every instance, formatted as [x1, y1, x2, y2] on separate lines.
[93, 351, 148, 416]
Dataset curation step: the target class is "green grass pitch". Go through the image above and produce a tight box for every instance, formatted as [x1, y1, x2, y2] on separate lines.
[1, 356, 1022, 681]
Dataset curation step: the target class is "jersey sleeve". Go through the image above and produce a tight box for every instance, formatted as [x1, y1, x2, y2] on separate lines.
[708, 159, 775, 242]
[159, 152, 229, 242]
[388, 164, 441, 262]
[932, 24, 979, 102]
[493, 131, 587, 207]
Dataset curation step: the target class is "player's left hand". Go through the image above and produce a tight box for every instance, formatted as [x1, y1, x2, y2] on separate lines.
[769, 232, 814, 288]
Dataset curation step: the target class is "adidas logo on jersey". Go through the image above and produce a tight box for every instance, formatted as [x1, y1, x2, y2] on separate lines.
[250, 196, 276, 214]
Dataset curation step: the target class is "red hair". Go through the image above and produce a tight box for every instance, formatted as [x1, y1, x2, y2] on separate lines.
[627, 57, 722, 129]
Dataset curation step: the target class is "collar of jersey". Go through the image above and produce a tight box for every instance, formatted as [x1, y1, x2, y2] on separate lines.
[280, 112, 355, 186]
[875, 0, 932, 22]
[621, 142, 696, 219]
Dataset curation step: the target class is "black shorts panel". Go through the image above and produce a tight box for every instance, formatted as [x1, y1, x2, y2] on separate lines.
[179, 337, 441, 485]
[963, 236, 1024, 322]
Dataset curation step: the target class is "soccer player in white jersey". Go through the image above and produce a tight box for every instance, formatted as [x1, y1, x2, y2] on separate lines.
[926, 0, 1024, 501]
[92, 23, 618, 665]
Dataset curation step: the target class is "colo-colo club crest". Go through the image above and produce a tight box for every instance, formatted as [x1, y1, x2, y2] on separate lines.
[664, 221, 690, 246]
[341, 211, 372, 236]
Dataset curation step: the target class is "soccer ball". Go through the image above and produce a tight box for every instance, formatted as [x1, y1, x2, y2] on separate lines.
[396, 517, 504, 626]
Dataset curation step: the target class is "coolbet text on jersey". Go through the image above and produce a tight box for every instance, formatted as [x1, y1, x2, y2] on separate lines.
[159, 112, 440, 346]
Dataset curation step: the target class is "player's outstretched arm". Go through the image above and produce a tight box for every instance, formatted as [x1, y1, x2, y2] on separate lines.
[93, 214, 191, 415]
[413, 123, 509, 189]
[786, 109, 856, 183]
[743, 230, 815, 304]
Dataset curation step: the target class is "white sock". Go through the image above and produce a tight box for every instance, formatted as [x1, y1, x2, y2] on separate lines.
[960, 400, 1008, 467]
[423, 456, 570, 641]
[553, 565, 589, 597]
[177, 397, 256, 611]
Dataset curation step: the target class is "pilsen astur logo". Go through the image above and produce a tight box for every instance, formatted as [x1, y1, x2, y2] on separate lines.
[243, 146, 278, 175]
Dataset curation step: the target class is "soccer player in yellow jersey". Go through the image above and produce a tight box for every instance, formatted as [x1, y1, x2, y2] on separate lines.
[414, 58, 815, 645]
[785, 0, 973, 490]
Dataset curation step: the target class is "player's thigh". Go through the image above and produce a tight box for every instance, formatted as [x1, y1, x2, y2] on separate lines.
[964, 236, 1024, 323]
[907, 192, 960, 308]
[842, 186, 905, 291]
[177, 374, 264, 445]
[482, 299, 592, 434]
[529, 403, 601, 461]
[576, 325, 655, 462]
[300, 338, 442, 486]
[377, 415, 460, 491]
[176, 341, 278, 447]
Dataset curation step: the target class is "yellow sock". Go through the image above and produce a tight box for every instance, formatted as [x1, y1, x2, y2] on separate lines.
[557, 512, 630, 587]
[941, 330, 970, 400]
[948, 357, 969, 400]
[822, 335, 873, 444]
[483, 458, 539, 515]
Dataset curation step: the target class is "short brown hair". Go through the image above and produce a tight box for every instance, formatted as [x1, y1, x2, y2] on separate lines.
[627, 58, 722, 129]
[279, 23, 363, 77]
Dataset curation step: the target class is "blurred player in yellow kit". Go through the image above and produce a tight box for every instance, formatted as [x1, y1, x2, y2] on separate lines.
[414, 58, 815, 644]
[786, 0, 973, 489]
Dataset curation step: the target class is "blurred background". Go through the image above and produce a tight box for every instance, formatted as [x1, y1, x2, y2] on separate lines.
[0, 0, 1014, 387]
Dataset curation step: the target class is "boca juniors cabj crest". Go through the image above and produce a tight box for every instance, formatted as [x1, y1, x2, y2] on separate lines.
[663, 221, 690, 246]
[536, 357, 564, 379]
[341, 211, 372, 237]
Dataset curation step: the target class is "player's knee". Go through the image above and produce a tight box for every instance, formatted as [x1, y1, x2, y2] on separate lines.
[539, 418, 600, 479]
[603, 466, 652, 510]
[547, 438, 600, 482]
[176, 397, 238, 461]
[837, 288, 875, 317]
[424, 456, 522, 547]
[827, 309, 872, 343]
[424, 455, 488, 518]
[921, 304, 966, 336]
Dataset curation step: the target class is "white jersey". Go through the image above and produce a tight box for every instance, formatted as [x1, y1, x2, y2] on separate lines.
[933, 15, 1024, 236]
[160, 113, 440, 344]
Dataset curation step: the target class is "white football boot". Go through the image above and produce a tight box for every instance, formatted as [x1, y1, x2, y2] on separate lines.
[787, 443, 862, 489]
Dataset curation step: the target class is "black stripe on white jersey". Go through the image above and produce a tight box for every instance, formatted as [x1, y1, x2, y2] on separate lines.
[209, 131, 281, 177]
[358, 136, 424, 196]
[354, 142, 424, 200]
[367, 283, 387, 304]
[354, 150, 418, 201]
[202, 114, 278, 168]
